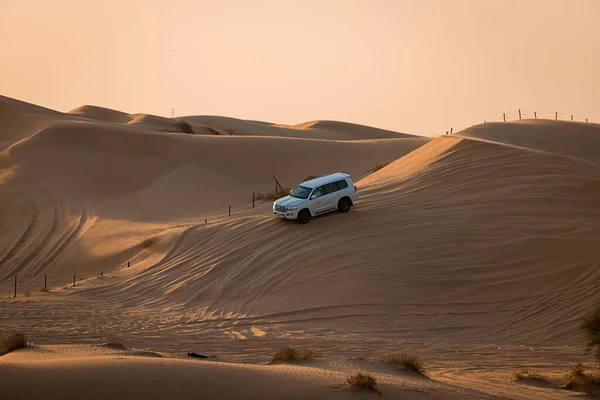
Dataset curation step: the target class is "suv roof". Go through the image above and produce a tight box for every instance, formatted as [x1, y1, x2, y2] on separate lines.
[301, 172, 351, 189]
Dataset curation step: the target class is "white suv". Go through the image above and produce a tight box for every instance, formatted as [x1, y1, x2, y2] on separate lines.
[273, 173, 359, 224]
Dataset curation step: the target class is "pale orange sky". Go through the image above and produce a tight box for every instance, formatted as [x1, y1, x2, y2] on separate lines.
[1, 0, 598, 136]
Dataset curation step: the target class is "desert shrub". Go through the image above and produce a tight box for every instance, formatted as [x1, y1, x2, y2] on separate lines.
[386, 353, 426, 376]
[583, 303, 600, 363]
[346, 373, 379, 393]
[103, 336, 126, 349]
[141, 237, 158, 249]
[175, 120, 194, 134]
[514, 370, 549, 382]
[561, 363, 599, 396]
[371, 162, 390, 173]
[255, 187, 292, 201]
[270, 347, 322, 364]
[1, 333, 27, 355]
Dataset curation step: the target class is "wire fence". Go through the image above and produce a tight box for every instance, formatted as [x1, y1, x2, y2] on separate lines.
[1, 270, 111, 298]
[444, 109, 592, 135]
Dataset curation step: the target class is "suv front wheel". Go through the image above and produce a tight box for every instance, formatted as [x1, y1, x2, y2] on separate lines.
[296, 209, 311, 224]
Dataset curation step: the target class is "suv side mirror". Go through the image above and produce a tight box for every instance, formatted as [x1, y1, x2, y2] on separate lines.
[310, 194, 317, 200]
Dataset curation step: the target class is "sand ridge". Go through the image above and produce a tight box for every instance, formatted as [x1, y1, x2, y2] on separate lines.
[2, 95, 600, 399]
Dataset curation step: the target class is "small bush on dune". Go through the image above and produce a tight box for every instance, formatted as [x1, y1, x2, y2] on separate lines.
[386, 353, 426, 376]
[583, 303, 600, 363]
[255, 187, 292, 201]
[1, 333, 27, 355]
[346, 373, 379, 393]
[560, 363, 599, 396]
[103, 336, 126, 349]
[175, 120, 194, 134]
[270, 347, 322, 364]
[141, 237, 158, 249]
[514, 370, 549, 382]
[371, 162, 390, 173]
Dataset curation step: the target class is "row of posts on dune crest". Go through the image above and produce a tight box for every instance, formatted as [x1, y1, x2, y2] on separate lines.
[9, 261, 131, 298]
[8, 178, 289, 297]
[446, 110, 590, 135]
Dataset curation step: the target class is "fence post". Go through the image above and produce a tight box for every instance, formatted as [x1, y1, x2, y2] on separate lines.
[503, 113, 506, 122]
[73, 275, 76, 287]
[555, 111, 557, 120]
[252, 192, 255, 209]
[518, 109, 521, 120]
[100, 270, 103, 277]
[229, 206, 231, 216]
[127, 261, 130, 268]
[205, 219, 207, 225]
[14, 275, 17, 298]
[534, 111, 537, 119]
[450, 128, 453, 134]
[44, 274, 47, 290]
[571, 115, 573, 121]
[586, 118, 588, 123]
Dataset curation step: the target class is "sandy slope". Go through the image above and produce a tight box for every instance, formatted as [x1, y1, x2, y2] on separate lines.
[2, 96, 600, 399]
[0, 96, 428, 288]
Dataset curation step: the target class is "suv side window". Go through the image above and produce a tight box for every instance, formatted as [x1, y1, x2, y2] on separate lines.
[312, 186, 325, 198]
[336, 179, 349, 190]
[323, 182, 338, 195]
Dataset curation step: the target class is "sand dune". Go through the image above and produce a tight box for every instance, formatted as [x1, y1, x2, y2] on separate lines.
[0, 95, 428, 288]
[2, 95, 600, 399]
[459, 119, 600, 165]
[65, 100, 420, 139]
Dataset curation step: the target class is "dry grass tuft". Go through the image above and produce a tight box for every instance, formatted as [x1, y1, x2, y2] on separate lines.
[583, 303, 600, 363]
[560, 363, 599, 397]
[1, 333, 27, 355]
[371, 162, 390, 173]
[270, 347, 322, 364]
[386, 353, 426, 376]
[514, 370, 549, 382]
[141, 237, 158, 249]
[256, 187, 292, 201]
[346, 373, 379, 393]
[103, 336, 127, 349]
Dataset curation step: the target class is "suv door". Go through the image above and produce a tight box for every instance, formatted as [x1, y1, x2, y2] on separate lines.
[309, 185, 327, 214]
[319, 182, 341, 213]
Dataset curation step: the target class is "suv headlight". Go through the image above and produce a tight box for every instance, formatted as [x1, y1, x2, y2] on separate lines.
[285, 206, 298, 210]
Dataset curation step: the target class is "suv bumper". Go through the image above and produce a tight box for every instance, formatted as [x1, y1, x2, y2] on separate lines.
[273, 209, 299, 220]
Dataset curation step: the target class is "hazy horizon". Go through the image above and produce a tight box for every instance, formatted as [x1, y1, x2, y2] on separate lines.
[1, 0, 599, 136]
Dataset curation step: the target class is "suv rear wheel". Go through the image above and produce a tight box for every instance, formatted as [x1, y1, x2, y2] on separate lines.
[296, 209, 310, 224]
[338, 197, 351, 213]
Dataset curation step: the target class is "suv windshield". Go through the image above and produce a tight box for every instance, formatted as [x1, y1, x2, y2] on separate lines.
[290, 185, 312, 199]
